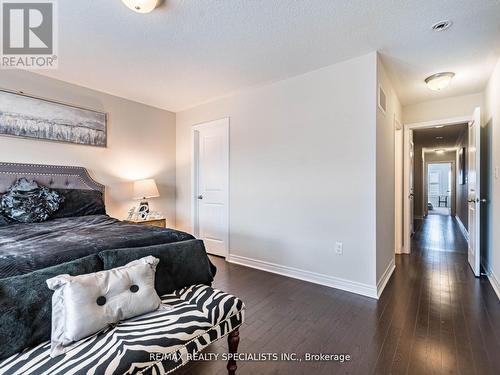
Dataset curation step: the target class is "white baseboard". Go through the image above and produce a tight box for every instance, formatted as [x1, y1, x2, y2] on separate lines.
[480, 262, 500, 301]
[227, 254, 378, 299]
[377, 258, 395, 298]
[487, 270, 500, 301]
[455, 216, 469, 242]
[400, 245, 410, 254]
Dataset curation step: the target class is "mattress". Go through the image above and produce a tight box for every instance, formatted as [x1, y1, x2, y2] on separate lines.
[0, 214, 194, 279]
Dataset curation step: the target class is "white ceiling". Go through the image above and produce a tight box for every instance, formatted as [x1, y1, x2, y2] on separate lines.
[36, 0, 500, 111]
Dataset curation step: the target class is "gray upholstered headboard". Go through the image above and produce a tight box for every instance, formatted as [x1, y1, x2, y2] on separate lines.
[0, 162, 105, 194]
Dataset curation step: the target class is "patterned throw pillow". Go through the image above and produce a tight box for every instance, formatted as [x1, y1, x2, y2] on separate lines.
[0, 212, 13, 227]
[0, 178, 64, 223]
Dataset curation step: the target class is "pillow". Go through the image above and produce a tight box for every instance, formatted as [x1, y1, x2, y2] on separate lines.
[0, 212, 14, 227]
[0, 254, 103, 360]
[52, 189, 105, 219]
[46, 256, 161, 357]
[99, 239, 214, 296]
[0, 178, 63, 223]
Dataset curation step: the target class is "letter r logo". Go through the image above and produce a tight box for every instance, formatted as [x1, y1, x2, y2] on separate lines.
[2, 2, 53, 55]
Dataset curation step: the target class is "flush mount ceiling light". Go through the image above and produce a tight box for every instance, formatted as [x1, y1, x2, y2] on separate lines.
[425, 72, 455, 91]
[435, 149, 445, 154]
[431, 20, 453, 32]
[122, 0, 158, 13]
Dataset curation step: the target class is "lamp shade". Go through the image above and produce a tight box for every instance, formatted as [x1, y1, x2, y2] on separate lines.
[133, 179, 160, 200]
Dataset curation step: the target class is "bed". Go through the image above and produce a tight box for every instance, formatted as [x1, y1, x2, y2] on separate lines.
[0, 162, 196, 279]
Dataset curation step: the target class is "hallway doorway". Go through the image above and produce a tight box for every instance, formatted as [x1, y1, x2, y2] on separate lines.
[401, 108, 484, 277]
[402, 116, 470, 256]
[427, 162, 452, 216]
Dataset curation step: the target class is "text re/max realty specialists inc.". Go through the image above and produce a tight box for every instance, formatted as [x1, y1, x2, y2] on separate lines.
[150, 352, 352, 363]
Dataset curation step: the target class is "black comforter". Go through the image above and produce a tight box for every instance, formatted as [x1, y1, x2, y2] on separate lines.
[0, 215, 194, 278]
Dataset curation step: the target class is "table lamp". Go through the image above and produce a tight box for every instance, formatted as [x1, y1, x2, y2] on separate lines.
[133, 179, 160, 219]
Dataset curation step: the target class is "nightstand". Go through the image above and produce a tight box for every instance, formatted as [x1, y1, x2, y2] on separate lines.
[124, 218, 166, 228]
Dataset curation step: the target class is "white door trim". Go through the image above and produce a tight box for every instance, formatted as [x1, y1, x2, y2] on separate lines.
[402, 116, 471, 254]
[403, 129, 413, 254]
[191, 117, 230, 258]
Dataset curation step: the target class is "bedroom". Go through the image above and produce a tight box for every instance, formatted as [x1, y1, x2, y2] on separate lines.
[0, 1, 500, 374]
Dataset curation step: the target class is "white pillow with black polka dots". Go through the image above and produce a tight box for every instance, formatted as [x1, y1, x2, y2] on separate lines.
[46, 256, 161, 357]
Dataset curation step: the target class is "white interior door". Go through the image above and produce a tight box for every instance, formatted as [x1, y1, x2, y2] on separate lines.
[467, 108, 481, 276]
[193, 118, 229, 258]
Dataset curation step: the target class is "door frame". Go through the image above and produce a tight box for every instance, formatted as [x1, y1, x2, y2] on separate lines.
[402, 116, 470, 254]
[423, 159, 456, 217]
[191, 117, 230, 257]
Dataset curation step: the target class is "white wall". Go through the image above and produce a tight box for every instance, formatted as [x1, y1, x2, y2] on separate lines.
[0, 70, 177, 222]
[376, 56, 402, 292]
[176, 53, 380, 296]
[484, 56, 500, 299]
[403, 92, 483, 124]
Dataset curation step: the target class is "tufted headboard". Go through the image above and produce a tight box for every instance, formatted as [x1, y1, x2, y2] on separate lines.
[0, 162, 105, 194]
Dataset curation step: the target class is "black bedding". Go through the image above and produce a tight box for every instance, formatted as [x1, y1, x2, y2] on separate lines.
[0, 215, 194, 278]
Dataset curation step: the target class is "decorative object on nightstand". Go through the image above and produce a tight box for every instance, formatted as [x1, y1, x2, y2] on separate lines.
[133, 179, 160, 220]
[124, 218, 166, 228]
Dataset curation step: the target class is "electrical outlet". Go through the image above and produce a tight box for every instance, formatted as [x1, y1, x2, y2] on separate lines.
[495, 166, 499, 180]
[335, 241, 343, 255]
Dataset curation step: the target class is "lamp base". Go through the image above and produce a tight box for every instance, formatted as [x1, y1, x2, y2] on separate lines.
[138, 200, 150, 220]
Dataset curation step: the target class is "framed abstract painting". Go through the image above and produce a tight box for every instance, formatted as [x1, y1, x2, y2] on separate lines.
[0, 89, 107, 147]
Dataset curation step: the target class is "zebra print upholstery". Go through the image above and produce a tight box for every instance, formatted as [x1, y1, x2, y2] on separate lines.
[0, 285, 245, 375]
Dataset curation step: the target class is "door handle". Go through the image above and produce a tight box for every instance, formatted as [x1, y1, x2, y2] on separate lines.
[408, 193, 414, 199]
[467, 199, 476, 203]
[197, 195, 203, 200]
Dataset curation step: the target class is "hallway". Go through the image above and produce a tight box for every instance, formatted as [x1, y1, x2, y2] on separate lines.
[394, 214, 500, 374]
[179, 215, 500, 375]
[413, 214, 467, 253]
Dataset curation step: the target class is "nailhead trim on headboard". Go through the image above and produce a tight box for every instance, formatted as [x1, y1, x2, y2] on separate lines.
[0, 162, 105, 193]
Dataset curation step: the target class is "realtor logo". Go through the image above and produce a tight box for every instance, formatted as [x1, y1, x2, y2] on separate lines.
[1, 0, 58, 69]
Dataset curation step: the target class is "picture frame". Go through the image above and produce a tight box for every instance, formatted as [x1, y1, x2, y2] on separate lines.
[0, 88, 107, 147]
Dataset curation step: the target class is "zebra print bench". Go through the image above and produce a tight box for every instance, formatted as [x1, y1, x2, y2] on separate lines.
[0, 285, 245, 375]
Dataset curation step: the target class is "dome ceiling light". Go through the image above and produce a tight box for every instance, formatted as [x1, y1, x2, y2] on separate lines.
[122, 0, 159, 13]
[425, 72, 455, 91]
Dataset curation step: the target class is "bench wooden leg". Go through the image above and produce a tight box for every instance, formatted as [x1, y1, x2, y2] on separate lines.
[227, 328, 240, 375]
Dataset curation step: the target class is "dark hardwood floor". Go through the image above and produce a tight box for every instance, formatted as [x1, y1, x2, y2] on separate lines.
[179, 215, 500, 375]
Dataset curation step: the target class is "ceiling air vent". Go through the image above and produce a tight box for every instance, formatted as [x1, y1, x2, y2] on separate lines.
[431, 20, 453, 32]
